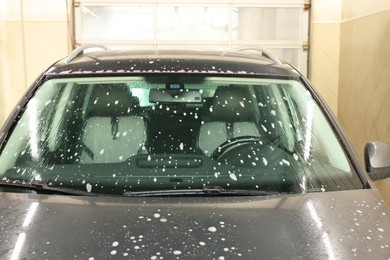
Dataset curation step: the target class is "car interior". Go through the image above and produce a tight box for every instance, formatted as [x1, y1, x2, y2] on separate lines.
[80, 84, 147, 163]
[0, 76, 364, 194]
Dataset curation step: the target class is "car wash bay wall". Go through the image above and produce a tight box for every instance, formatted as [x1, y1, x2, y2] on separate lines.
[0, 0, 69, 125]
[338, 1, 390, 206]
[339, 1, 390, 161]
[310, 0, 342, 115]
[298, 0, 390, 165]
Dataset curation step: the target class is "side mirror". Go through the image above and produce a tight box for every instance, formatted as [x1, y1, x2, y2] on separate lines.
[364, 142, 390, 181]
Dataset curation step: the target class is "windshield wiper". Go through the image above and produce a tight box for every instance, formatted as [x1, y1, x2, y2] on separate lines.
[123, 186, 281, 197]
[0, 179, 95, 196]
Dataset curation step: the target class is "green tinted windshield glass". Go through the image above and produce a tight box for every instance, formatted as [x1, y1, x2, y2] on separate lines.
[0, 76, 363, 195]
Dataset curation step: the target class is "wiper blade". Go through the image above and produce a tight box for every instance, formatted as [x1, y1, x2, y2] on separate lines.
[203, 187, 280, 196]
[123, 187, 281, 197]
[0, 179, 95, 196]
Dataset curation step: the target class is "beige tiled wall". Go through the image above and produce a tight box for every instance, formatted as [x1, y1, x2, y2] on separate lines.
[0, 21, 27, 125]
[339, 9, 390, 208]
[0, 0, 69, 127]
[0, 21, 68, 118]
[339, 9, 390, 161]
[309, 0, 341, 115]
[310, 22, 340, 114]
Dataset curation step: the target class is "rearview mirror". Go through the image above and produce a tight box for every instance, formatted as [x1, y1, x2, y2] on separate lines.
[364, 142, 390, 181]
[149, 89, 203, 103]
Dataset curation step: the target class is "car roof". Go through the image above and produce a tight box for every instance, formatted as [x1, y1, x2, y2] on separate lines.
[45, 47, 301, 78]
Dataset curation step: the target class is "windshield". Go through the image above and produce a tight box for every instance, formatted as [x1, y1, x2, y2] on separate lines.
[0, 75, 363, 195]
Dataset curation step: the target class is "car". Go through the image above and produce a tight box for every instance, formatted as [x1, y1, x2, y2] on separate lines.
[0, 45, 389, 259]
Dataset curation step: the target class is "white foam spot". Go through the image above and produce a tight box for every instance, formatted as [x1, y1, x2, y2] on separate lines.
[229, 172, 237, 181]
[86, 183, 92, 192]
[208, 226, 217, 232]
[173, 250, 182, 255]
[262, 157, 268, 166]
[281, 159, 290, 166]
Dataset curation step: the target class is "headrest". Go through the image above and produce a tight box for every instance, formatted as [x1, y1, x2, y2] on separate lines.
[87, 84, 138, 117]
[210, 86, 254, 122]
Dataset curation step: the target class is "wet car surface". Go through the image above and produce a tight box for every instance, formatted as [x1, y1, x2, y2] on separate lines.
[1, 189, 389, 259]
[0, 47, 389, 259]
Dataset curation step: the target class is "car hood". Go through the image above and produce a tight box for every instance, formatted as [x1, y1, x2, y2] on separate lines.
[0, 189, 389, 259]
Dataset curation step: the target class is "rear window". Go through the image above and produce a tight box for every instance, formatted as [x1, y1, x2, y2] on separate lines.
[0, 75, 363, 195]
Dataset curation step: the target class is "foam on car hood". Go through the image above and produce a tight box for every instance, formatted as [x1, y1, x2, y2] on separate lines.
[0, 189, 389, 259]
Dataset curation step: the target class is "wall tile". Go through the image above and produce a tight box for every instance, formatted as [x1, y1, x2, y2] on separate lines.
[310, 23, 340, 114]
[339, 10, 390, 162]
[0, 21, 27, 124]
[0, 20, 68, 127]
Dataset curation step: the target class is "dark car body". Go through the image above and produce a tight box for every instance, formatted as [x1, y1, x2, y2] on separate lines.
[1, 189, 389, 259]
[0, 47, 389, 259]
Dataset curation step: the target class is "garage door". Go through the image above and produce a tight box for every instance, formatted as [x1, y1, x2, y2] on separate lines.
[72, 0, 310, 75]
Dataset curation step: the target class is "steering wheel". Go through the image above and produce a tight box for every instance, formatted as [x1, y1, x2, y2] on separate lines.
[211, 136, 271, 160]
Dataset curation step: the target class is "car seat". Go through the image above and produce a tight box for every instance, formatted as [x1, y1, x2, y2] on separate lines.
[80, 84, 146, 163]
[198, 86, 260, 156]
